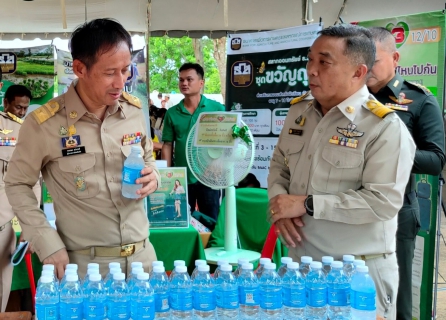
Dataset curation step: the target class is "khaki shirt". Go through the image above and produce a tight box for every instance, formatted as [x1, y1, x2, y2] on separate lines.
[268, 86, 416, 259]
[5, 83, 160, 261]
[0, 112, 41, 226]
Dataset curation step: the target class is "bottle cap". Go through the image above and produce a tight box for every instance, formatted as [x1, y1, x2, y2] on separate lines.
[301, 256, 313, 264]
[66, 274, 79, 282]
[87, 268, 100, 275]
[287, 262, 299, 270]
[131, 145, 142, 153]
[198, 265, 210, 272]
[265, 263, 276, 270]
[41, 270, 53, 277]
[322, 256, 334, 264]
[353, 259, 366, 267]
[131, 262, 143, 269]
[113, 272, 126, 281]
[174, 260, 186, 267]
[175, 265, 187, 273]
[281, 257, 292, 264]
[153, 266, 165, 273]
[310, 261, 322, 269]
[356, 266, 369, 273]
[65, 269, 77, 275]
[110, 267, 122, 274]
[331, 261, 343, 269]
[217, 259, 228, 266]
[195, 259, 206, 267]
[40, 276, 53, 284]
[89, 274, 102, 282]
[259, 258, 271, 265]
[152, 261, 164, 267]
[221, 264, 232, 272]
[66, 264, 78, 270]
[42, 264, 55, 271]
[343, 254, 355, 262]
[109, 262, 120, 270]
[242, 263, 253, 270]
[132, 267, 144, 275]
[137, 272, 150, 281]
[238, 258, 249, 265]
[87, 263, 100, 270]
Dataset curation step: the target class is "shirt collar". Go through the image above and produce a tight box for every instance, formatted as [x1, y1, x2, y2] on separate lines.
[335, 85, 370, 122]
[178, 95, 206, 115]
[385, 72, 404, 98]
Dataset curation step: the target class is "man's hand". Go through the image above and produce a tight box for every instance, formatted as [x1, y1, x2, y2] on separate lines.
[274, 218, 304, 248]
[43, 248, 69, 280]
[136, 167, 158, 198]
[268, 194, 307, 224]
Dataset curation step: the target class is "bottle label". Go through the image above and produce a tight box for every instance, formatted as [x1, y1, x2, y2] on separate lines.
[353, 291, 376, 310]
[193, 291, 216, 311]
[306, 287, 327, 307]
[60, 302, 83, 319]
[122, 166, 142, 184]
[155, 292, 170, 312]
[36, 304, 59, 320]
[169, 290, 193, 311]
[283, 287, 306, 308]
[135, 300, 155, 319]
[216, 288, 239, 309]
[259, 288, 282, 310]
[328, 287, 350, 306]
[84, 301, 106, 318]
[109, 301, 129, 319]
[239, 287, 260, 306]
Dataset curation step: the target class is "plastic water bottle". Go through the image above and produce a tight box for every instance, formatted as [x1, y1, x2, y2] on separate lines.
[105, 267, 122, 288]
[169, 265, 193, 319]
[255, 258, 271, 279]
[233, 258, 249, 278]
[66, 264, 78, 272]
[192, 264, 216, 319]
[122, 145, 145, 198]
[352, 259, 365, 274]
[127, 266, 145, 290]
[322, 256, 334, 275]
[237, 263, 259, 319]
[215, 264, 239, 319]
[277, 257, 293, 277]
[150, 266, 170, 319]
[35, 276, 59, 320]
[305, 261, 327, 320]
[149, 261, 164, 278]
[170, 260, 186, 280]
[104, 263, 121, 283]
[299, 256, 313, 278]
[83, 273, 106, 320]
[131, 272, 155, 319]
[38, 270, 57, 288]
[42, 264, 55, 273]
[83, 264, 100, 283]
[107, 272, 130, 320]
[82, 268, 100, 288]
[131, 261, 143, 270]
[282, 262, 305, 319]
[213, 259, 229, 279]
[191, 259, 207, 280]
[59, 274, 83, 320]
[259, 263, 282, 319]
[351, 266, 376, 320]
[327, 261, 351, 320]
[59, 269, 77, 291]
[343, 255, 355, 278]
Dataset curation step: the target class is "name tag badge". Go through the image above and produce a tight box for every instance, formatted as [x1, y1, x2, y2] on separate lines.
[62, 146, 86, 157]
[289, 128, 303, 136]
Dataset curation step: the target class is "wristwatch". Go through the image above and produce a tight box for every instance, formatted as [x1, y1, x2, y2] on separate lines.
[304, 195, 314, 216]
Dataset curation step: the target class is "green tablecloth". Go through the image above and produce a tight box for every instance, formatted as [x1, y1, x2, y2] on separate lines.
[11, 225, 205, 290]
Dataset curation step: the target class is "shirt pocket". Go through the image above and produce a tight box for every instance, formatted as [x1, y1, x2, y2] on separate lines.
[0, 147, 14, 184]
[283, 139, 305, 180]
[57, 153, 99, 199]
[311, 145, 363, 194]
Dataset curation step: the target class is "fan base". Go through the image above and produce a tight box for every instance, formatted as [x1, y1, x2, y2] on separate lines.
[204, 247, 261, 265]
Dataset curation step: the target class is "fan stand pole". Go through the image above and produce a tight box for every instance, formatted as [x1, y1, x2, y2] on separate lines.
[224, 185, 238, 252]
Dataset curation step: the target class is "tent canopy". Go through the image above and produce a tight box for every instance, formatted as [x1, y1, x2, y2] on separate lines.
[0, 0, 444, 40]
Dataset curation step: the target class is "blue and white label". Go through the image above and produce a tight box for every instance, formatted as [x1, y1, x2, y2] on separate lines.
[84, 301, 106, 318]
[135, 301, 155, 319]
[193, 291, 216, 311]
[260, 289, 282, 310]
[239, 287, 260, 306]
[328, 287, 350, 306]
[108, 302, 129, 319]
[155, 292, 170, 312]
[36, 304, 59, 320]
[60, 302, 83, 319]
[169, 291, 193, 311]
[352, 291, 376, 310]
[306, 288, 327, 307]
[122, 166, 141, 184]
[283, 287, 306, 308]
[216, 288, 239, 309]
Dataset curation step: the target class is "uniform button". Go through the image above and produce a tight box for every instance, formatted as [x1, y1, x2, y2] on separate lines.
[102, 128, 107, 133]
[122, 224, 126, 230]
[320, 211, 325, 217]
[107, 152, 111, 157]
[109, 177, 114, 182]
[301, 183, 305, 189]
[117, 201, 122, 206]
[75, 165, 81, 172]
[318, 128, 323, 133]
[336, 160, 340, 166]
[308, 154, 312, 160]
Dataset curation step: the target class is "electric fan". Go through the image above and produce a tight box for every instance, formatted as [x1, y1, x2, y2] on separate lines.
[186, 113, 260, 264]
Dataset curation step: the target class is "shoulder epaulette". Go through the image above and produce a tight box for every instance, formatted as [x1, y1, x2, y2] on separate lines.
[407, 81, 433, 95]
[290, 91, 311, 105]
[122, 92, 142, 108]
[365, 100, 394, 118]
[31, 101, 60, 124]
[6, 112, 24, 124]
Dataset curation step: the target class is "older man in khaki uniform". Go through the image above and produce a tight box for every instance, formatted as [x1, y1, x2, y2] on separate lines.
[0, 83, 40, 312]
[5, 19, 159, 280]
[268, 25, 415, 318]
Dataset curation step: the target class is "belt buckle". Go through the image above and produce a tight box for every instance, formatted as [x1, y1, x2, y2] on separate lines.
[120, 244, 136, 257]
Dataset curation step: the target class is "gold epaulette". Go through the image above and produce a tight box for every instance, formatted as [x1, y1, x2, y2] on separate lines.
[366, 100, 394, 118]
[408, 82, 432, 95]
[122, 92, 142, 108]
[6, 112, 24, 124]
[31, 101, 60, 124]
[290, 91, 311, 105]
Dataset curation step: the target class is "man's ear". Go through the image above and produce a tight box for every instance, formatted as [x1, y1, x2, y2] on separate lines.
[393, 51, 400, 68]
[353, 64, 368, 81]
[72, 59, 87, 78]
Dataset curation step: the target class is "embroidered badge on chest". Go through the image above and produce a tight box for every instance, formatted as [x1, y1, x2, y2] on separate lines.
[122, 132, 142, 146]
[336, 123, 364, 138]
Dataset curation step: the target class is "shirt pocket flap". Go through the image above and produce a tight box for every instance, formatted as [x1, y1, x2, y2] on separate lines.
[0, 148, 14, 162]
[285, 140, 305, 155]
[58, 153, 96, 173]
[322, 146, 363, 169]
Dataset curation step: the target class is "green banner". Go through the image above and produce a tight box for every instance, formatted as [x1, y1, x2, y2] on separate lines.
[359, 11, 445, 320]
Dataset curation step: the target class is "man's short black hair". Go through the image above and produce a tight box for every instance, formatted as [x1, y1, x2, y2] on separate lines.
[368, 27, 397, 52]
[69, 18, 132, 69]
[179, 63, 204, 79]
[318, 24, 376, 72]
[5, 85, 32, 103]
[237, 173, 261, 188]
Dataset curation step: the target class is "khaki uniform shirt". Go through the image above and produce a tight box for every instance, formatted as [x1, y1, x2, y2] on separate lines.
[268, 86, 416, 259]
[5, 83, 160, 261]
[0, 112, 40, 227]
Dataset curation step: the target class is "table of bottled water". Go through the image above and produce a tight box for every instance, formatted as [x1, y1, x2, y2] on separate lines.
[34, 254, 377, 320]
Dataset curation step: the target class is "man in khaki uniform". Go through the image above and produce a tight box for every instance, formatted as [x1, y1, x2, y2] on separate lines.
[5, 19, 160, 280]
[0, 83, 40, 312]
[268, 24, 415, 318]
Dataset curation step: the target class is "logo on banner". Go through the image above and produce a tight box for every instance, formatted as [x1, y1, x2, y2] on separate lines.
[0, 52, 17, 74]
[231, 61, 253, 87]
[386, 22, 409, 48]
[231, 38, 242, 50]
